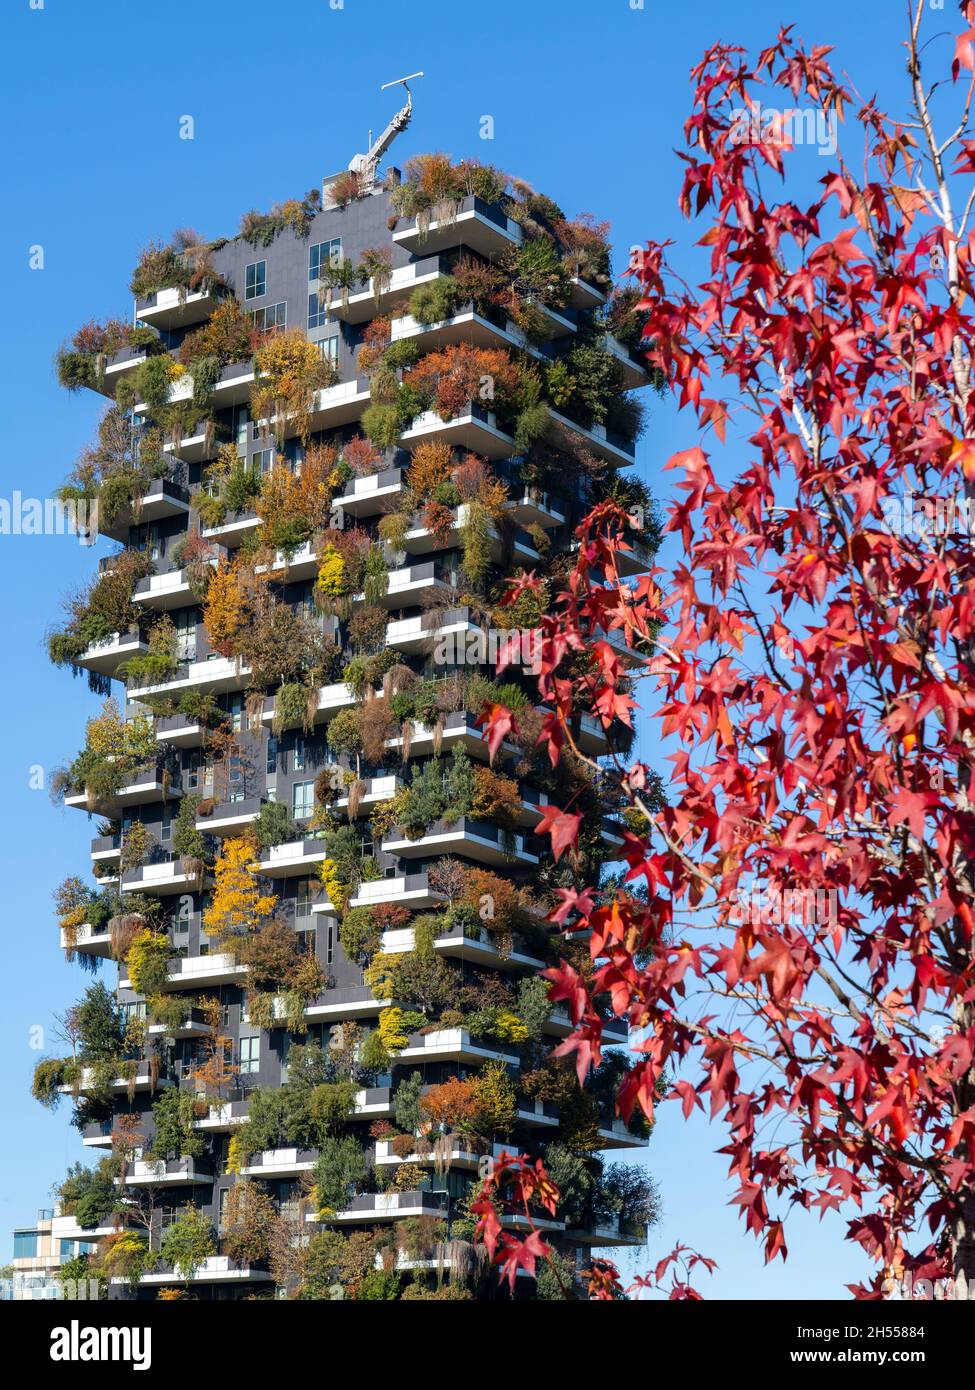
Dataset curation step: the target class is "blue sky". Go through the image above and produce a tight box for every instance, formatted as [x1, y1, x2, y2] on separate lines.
[0, 0, 916, 1295]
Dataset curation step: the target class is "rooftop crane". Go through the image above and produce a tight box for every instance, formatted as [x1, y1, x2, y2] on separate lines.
[347, 72, 424, 194]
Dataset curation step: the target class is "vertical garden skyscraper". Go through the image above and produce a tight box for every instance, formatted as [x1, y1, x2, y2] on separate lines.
[34, 139, 661, 1300]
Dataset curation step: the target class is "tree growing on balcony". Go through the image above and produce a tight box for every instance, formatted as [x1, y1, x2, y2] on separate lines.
[203, 838, 277, 944]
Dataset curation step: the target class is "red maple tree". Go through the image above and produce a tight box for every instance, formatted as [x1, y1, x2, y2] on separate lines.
[479, 2, 975, 1299]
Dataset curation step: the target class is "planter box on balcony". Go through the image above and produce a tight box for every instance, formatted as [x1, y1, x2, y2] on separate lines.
[393, 195, 523, 257]
[397, 1027, 519, 1068]
[125, 1157, 211, 1185]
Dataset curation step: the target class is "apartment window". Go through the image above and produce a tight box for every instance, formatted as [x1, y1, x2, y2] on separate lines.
[318, 335, 340, 369]
[309, 239, 342, 281]
[174, 610, 196, 662]
[248, 301, 286, 334]
[218, 1188, 230, 1229]
[239, 1036, 260, 1074]
[185, 751, 202, 790]
[307, 293, 328, 331]
[266, 737, 279, 776]
[252, 447, 275, 477]
[227, 693, 245, 733]
[160, 806, 172, 846]
[293, 738, 306, 773]
[169, 899, 191, 940]
[292, 780, 314, 820]
[245, 260, 266, 300]
[13, 1232, 37, 1259]
[226, 753, 245, 802]
[234, 406, 250, 453]
[324, 917, 334, 968]
[131, 523, 161, 562]
[123, 1001, 146, 1024]
[296, 925, 316, 957]
[295, 877, 314, 923]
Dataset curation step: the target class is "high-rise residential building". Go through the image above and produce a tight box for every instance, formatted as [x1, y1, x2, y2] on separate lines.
[34, 119, 660, 1300]
[5, 1207, 104, 1301]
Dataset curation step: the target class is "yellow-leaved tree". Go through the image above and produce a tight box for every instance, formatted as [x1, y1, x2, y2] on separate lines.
[202, 561, 249, 658]
[203, 837, 277, 943]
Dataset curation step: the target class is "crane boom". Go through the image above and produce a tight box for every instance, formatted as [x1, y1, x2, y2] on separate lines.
[347, 73, 424, 192]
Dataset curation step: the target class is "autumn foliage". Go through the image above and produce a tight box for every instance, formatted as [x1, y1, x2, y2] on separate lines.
[480, 4, 975, 1298]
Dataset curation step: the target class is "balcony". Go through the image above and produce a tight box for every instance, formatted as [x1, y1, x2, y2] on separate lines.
[382, 923, 544, 974]
[166, 358, 255, 409]
[396, 1027, 519, 1067]
[303, 985, 390, 1024]
[239, 1148, 316, 1179]
[98, 478, 191, 542]
[121, 857, 205, 897]
[192, 1099, 249, 1132]
[162, 429, 220, 465]
[135, 285, 224, 330]
[60, 922, 112, 959]
[90, 832, 121, 865]
[593, 622, 644, 667]
[568, 276, 606, 310]
[390, 307, 534, 356]
[597, 1118, 641, 1151]
[81, 1120, 115, 1148]
[326, 255, 449, 323]
[200, 510, 261, 546]
[374, 1137, 506, 1172]
[101, 345, 147, 393]
[312, 872, 442, 913]
[400, 503, 539, 564]
[74, 628, 147, 679]
[361, 560, 443, 609]
[393, 195, 523, 257]
[242, 985, 389, 1027]
[386, 607, 483, 655]
[565, 1215, 647, 1248]
[505, 487, 565, 530]
[605, 334, 651, 390]
[385, 712, 519, 765]
[351, 1085, 394, 1120]
[154, 712, 206, 748]
[124, 1157, 212, 1186]
[400, 405, 515, 460]
[601, 819, 626, 855]
[60, 1065, 173, 1096]
[195, 794, 262, 837]
[155, 951, 247, 990]
[254, 538, 319, 584]
[146, 1007, 213, 1040]
[260, 679, 369, 730]
[522, 298, 577, 341]
[331, 773, 401, 816]
[304, 376, 372, 435]
[306, 1189, 449, 1226]
[382, 816, 539, 868]
[334, 466, 404, 518]
[613, 532, 656, 578]
[255, 837, 328, 879]
[133, 553, 224, 610]
[127, 653, 253, 700]
[574, 712, 610, 756]
[516, 1099, 560, 1128]
[347, 872, 441, 911]
[548, 409, 635, 466]
[123, 1256, 267, 1286]
[64, 766, 180, 817]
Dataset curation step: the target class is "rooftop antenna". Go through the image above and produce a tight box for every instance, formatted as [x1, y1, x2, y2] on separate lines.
[347, 71, 424, 193]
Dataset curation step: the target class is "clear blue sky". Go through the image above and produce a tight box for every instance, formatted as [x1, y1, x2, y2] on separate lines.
[0, 0, 912, 1296]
